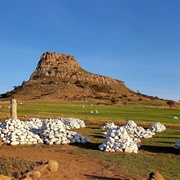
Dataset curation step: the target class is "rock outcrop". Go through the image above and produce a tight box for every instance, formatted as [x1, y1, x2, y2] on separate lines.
[30, 52, 124, 86]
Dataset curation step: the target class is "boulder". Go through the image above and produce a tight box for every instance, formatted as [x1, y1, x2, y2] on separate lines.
[26, 170, 41, 179]
[0, 175, 12, 180]
[47, 160, 58, 172]
[148, 171, 164, 180]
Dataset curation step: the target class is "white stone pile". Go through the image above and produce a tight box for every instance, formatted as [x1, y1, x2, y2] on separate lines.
[27, 117, 86, 130]
[124, 120, 155, 138]
[57, 118, 86, 129]
[0, 118, 90, 146]
[89, 110, 99, 114]
[149, 122, 166, 132]
[99, 120, 166, 153]
[98, 126, 139, 153]
[0, 119, 43, 145]
[40, 121, 89, 145]
[101, 122, 117, 130]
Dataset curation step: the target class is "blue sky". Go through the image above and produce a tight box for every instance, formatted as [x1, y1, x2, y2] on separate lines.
[0, 0, 179, 101]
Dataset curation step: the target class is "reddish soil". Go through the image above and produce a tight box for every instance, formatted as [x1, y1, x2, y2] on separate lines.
[0, 143, 144, 180]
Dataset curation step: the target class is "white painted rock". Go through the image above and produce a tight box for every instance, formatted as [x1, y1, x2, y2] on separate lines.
[174, 140, 180, 149]
[0, 117, 89, 146]
[101, 122, 117, 130]
[149, 122, 166, 132]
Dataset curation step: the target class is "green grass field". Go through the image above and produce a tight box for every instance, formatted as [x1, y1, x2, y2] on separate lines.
[0, 101, 180, 179]
[0, 101, 179, 125]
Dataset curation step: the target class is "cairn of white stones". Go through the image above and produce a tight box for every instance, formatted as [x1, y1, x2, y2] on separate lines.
[149, 122, 166, 132]
[99, 126, 139, 153]
[99, 120, 166, 153]
[0, 118, 90, 146]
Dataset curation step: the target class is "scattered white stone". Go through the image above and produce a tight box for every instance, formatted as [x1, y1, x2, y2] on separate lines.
[89, 111, 93, 114]
[173, 116, 178, 120]
[101, 132, 107, 135]
[95, 110, 99, 114]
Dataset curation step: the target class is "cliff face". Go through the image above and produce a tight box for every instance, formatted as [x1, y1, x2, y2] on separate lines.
[30, 52, 81, 80]
[30, 52, 124, 86]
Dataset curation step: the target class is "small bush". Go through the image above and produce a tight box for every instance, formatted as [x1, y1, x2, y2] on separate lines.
[166, 100, 175, 107]
[122, 94, 128, 99]
[90, 84, 111, 93]
[75, 80, 85, 88]
[111, 98, 118, 104]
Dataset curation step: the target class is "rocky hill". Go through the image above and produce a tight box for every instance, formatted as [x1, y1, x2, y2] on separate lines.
[1, 52, 161, 103]
[30, 52, 124, 85]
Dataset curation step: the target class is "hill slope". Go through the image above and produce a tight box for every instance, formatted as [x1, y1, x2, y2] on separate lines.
[1, 52, 162, 103]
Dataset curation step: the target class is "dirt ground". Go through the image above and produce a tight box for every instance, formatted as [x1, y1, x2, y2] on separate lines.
[0, 142, 146, 180]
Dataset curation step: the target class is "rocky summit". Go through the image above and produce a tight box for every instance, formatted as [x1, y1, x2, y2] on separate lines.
[1, 52, 161, 103]
[30, 52, 124, 85]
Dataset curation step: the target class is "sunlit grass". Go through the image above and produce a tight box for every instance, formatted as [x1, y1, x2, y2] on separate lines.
[0, 101, 180, 179]
[0, 101, 179, 126]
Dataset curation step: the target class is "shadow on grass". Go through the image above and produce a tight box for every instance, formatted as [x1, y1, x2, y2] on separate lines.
[90, 126, 101, 129]
[141, 145, 178, 154]
[154, 136, 180, 139]
[70, 142, 101, 150]
[91, 134, 105, 139]
[158, 141, 175, 144]
[84, 174, 123, 180]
